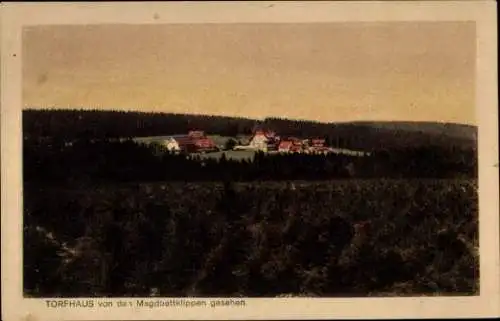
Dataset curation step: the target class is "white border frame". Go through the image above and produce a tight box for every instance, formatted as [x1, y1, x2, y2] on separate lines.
[1, 1, 498, 320]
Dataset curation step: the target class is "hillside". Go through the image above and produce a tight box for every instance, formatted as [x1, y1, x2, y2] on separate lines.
[23, 109, 477, 151]
[348, 121, 477, 140]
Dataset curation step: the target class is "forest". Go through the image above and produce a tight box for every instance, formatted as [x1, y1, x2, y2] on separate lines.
[23, 109, 477, 151]
[24, 180, 479, 297]
[23, 138, 477, 185]
[22, 109, 479, 297]
[22, 109, 477, 183]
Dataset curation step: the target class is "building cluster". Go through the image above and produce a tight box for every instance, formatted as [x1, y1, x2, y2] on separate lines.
[246, 129, 332, 154]
[162, 130, 218, 153]
[145, 128, 338, 155]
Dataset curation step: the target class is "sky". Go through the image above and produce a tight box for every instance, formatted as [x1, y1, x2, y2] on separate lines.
[23, 22, 476, 125]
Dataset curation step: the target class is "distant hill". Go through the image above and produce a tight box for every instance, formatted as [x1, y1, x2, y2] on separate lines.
[348, 121, 477, 141]
[23, 109, 477, 152]
[262, 117, 477, 151]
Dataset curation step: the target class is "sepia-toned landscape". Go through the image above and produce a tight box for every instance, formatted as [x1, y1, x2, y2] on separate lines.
[22, 22, 479, 298]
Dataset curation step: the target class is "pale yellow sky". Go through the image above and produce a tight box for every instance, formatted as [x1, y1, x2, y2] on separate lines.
[23, 22, 476, 125]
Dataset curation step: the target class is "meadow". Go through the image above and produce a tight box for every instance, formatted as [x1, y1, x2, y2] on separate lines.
[24, 179, 479, 297]
[193, 150, 255, 161]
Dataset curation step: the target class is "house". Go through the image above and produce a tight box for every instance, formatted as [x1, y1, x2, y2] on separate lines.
[193, 137, 217, 152]
[278, 139, 304, 153]
[163, 137, 181, 152]
[187, 130, 217, 152]
[311, 138, 326, 147]
[159, 130, 217, 153]
[289, 144, 303, 153]
[249, 129, 276, 152]
[278, 140, 293, 152]
[164, 135, 194, 152]
[266, 139, 279, 151]
[290, 137, 304, 153]
[309, 138, 328, 153]
[188, 130, 205, 139]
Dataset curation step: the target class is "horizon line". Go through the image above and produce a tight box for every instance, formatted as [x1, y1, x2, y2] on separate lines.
[22, 107, 477, 127]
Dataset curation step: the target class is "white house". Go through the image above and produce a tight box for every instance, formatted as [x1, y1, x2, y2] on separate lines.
[249, 130, 270, 151]
[163, 137, 181, 152]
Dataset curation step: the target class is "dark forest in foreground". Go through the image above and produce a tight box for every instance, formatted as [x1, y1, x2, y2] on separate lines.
[23, 109, 478, 297]
[24, 139, 477, 184]
[25, 180, 478, 297]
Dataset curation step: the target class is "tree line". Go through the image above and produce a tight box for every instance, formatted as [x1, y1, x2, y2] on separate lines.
[23, 138, 477, 185]
[23, 109, 256, 139]
[23, 109, 477, 151]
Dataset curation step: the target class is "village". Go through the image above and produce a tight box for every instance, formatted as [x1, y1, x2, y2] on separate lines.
[133, 129, 369, 158]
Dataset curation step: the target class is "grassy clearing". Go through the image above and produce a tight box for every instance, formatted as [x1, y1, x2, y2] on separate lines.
[193, 150, 256, 161]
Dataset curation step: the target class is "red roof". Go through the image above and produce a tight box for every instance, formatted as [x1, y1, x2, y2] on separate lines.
[169, 134, 216, 152]
[172, 135, 194, 146]
[188, 130, 205, 138]
[278, 141, 292, 149]
[194, 138, 216, 148]
[254, 129, 276, 139]
[312, 139, 326, 144]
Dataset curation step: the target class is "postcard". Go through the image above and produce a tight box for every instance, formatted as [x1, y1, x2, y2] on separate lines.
[1, 1, 498, 320]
